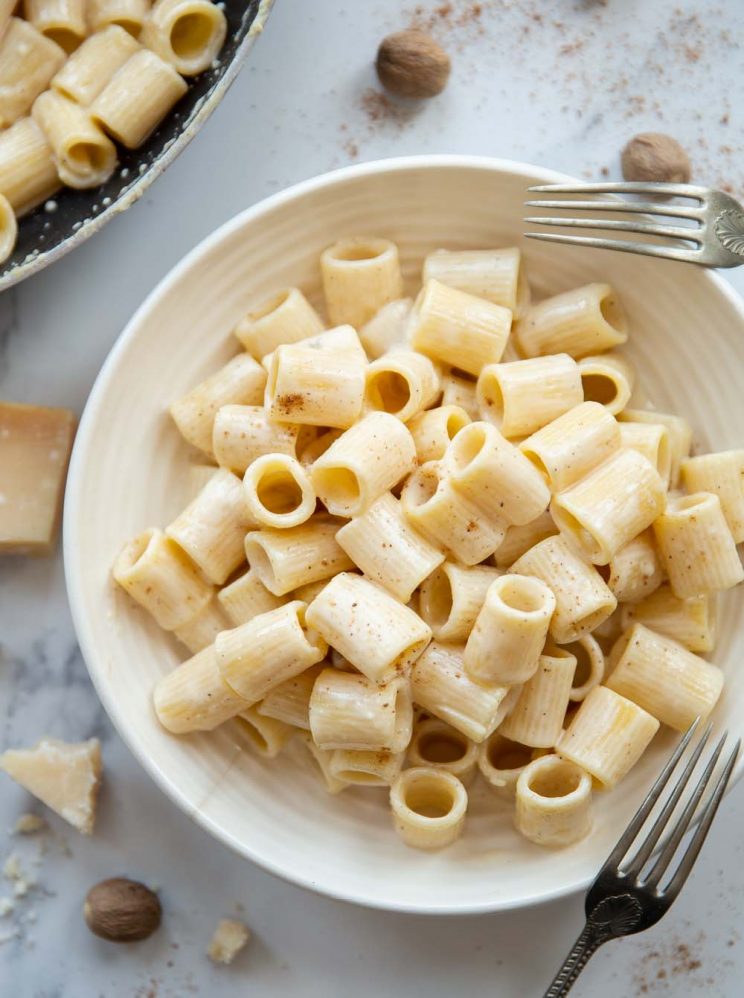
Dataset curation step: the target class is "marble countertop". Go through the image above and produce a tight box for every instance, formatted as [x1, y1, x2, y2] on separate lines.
[3, 1, 744, 995]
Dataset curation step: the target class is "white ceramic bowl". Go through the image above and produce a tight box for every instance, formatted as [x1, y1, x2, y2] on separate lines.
[64, 156, 744, 914]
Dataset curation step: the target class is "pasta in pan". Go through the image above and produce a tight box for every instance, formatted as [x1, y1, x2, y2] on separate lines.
[113, 235, 741, 853]
[0, 0, 226, 264]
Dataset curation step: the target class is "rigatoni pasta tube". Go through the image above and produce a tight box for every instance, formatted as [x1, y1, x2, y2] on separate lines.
[217, 568, 282, 626]
[477, 733, 535, 799]
[515, 756, 592, 847]
[621, 408, 692, 488]
[517, 283, 628, 359]
[256, 663, 323, 730]
[500, 646, 576, 747]
[557, 685, 659, 789]
[299, 733, 348, 794]
[309, 668, 412, 751]
[681, 450, 744, 543]
[409, 278, 511, 376]
[51, 25, 140, 105]
[620, 584, 716, 654]
[321, 236, 403, 329]
[170, 354, 267, 456]
[359, 298, 412, 359]
[0, 117, 60, 216]
[173, 596, 228, 654]
[153, 645, 248, 734]
[113, 527, 212, 630]
[410, 642, 512, 743]
[418, 562, 501, 642]
[598, 530, 664, 604]
[311, 412, 416, 517]
[141, 0, 227, 75]
[329, 748, 404, 787]
[32, 90, 117, 189]
[407, 719, 479, 785]
[407, 404, 471, 464]
[243, 454, 316, 529]
[476, 354, 582, 439]
[364, 349, 441, 422]
[389, 767, 468, 850]
[244, 518, 353, 596]
[166, 469, 250, 585]
[90, 48, 187, 148]
[493, 511, 558, 568]
[212, 405, 297, 475]
[511, 535, 617, 643]
[400, 461, 506, 566]
[0, 18, 66, 128]
[233, 705, 294, 759]
[265, 338, 366, 429]
[551, 448, 666, 566]
[233, 287, 324, 360]
[520, 401, 621, 493]
[464, 574, 555, 685]
[0, 196, 17, 266]
[87, 0, 151, 35]
[336, 492, 444, 602]
[440, 371, 479, 418]
[564, 634, 605, 702]
[422, 247, 529, 315]
[653, 492, 744, 597]
[298, 428, 342, 468]
[23, 0, 86, 51]
[606, 624, 723, 731]
[306, 572, 431, 684]
[577, 353, 634, 415]
[618, 421, 672, 487]
[445, 421, 550, 526]
[215, 601, 327, 704]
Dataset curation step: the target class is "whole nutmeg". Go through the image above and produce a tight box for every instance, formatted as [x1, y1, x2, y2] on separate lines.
[84, 878, 162, 942]
[376, 31, 451, 99]
[621, 133, 691, 184]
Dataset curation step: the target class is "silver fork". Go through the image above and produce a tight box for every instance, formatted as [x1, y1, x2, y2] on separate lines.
[525, 182, 744, 267]
[544, 720, 740, 997]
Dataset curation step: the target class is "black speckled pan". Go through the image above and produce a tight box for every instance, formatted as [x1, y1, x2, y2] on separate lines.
[0, 0, 273, 293]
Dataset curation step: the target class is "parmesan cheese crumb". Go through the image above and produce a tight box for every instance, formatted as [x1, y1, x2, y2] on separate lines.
[207, 917, 251, 965]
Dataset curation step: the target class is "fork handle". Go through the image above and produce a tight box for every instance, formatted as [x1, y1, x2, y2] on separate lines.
[542, 922, 605, 997]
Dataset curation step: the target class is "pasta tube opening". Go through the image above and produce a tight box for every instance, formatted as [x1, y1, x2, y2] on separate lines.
[366, 369, 411, 414]
[407, 719, 478, 784]
[524, 756, 584, 798]
[326, 237, 392, 263]
[144, 0, 227, 76]
[243, 454, 315, 529]
[390, 767, 468, 849]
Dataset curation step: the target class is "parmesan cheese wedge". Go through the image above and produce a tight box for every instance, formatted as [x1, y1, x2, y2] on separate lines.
[0, 401, 76, 555]
[0, 738, 102, 835]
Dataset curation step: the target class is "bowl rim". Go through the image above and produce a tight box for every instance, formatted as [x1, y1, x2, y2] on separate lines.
[63, 154, 744, 915]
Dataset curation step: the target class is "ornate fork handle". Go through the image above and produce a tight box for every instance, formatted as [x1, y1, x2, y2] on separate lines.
[543, 922, 607, 997]
[544, 894, 644, 997]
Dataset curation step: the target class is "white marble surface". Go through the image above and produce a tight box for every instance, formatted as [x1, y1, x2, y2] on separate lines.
[3, 1, 744, 995]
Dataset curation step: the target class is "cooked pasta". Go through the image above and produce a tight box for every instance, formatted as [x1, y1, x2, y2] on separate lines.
[108, 235, 741, 854]
[0, 1, 226, 251]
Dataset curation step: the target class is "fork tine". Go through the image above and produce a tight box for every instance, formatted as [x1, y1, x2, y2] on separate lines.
[596, 719, 700, 877]
[527, 182, 708, 199]
[524, 232, 700, 263]
[662, 739, 740, 898]
[640, 732, 728, 889]
[623, 724, 713, 876]
[524, 216, 702, 242]
[524, 200, 703, 220]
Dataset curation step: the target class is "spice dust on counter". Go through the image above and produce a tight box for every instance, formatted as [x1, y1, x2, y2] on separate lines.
[342, 0, 743, 196]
